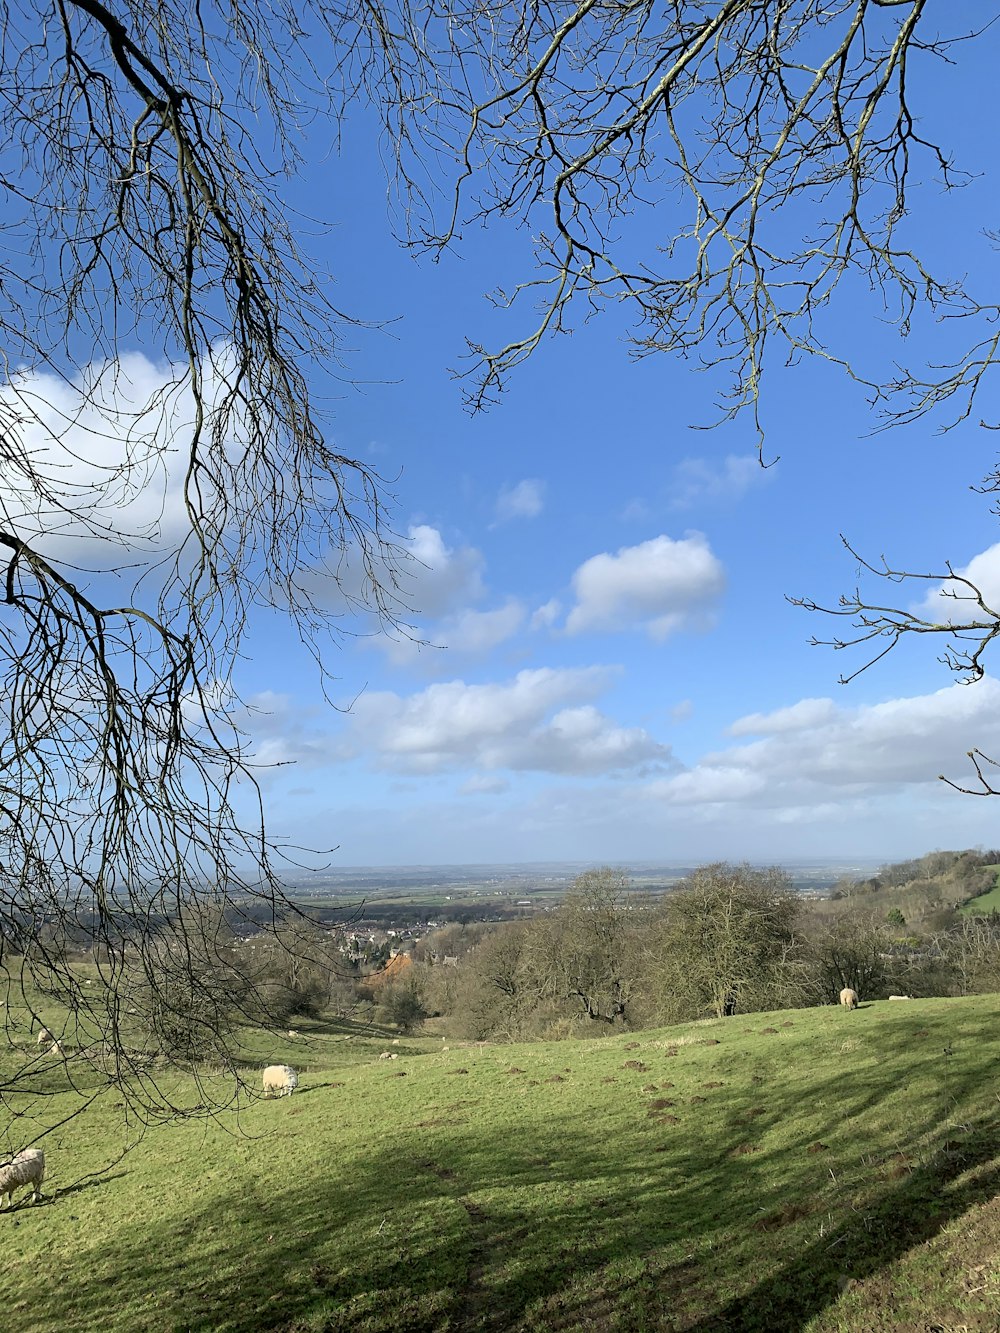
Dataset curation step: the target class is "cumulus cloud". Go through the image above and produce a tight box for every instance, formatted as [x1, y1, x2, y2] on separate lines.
[651, 677, 1000, 808]
[647, 766, 768, 805]
[236, 691, 335, 770]
[347, 666, 673, 776]
[495, 478, 545, 522]
[394, 524, 485, 617]
[0, 353, 197, 567]
[729, 698, 839, 736]
[382, 599, 526, 665]
[911, 542, 1000, 626]
[531, 598, 561, 630]
[565, 533, 725, 638]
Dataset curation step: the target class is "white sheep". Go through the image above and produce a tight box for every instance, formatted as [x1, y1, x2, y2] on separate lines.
[49, 1040, 65, 1057]
[262, 1064, 298, 1097]
[888, 994, 912, 1001]
[0, 1148, 45, 1208]
[839, 987, 859, 1011]
[35, 1028, 51, 1045]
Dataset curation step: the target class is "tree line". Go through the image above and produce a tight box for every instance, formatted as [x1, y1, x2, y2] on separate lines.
[376, 862, 1000, 1040]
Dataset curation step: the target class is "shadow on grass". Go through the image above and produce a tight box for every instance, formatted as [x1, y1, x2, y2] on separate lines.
[50, 1170, 128, 1203]
[8, 1007, 999, 1332]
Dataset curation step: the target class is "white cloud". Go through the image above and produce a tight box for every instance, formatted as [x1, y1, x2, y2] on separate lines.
[382, 599, 526, 665]
[0, 353, 196, 567]
[647, 766, 768, 805]
[394, 524, 485, 617]
[495, 479, 545, 522]
[347, 667, 673, 776]
[668, 454, 766, 509]
[237, 691, 334, 770]
[531, 598, 561, 629]
[565, 533, 725, 638]
[651, 677, 1000, 808]
[912, 542, 1000, 626]
[460, 775, 511, 795]
[729, 698, 838, 736]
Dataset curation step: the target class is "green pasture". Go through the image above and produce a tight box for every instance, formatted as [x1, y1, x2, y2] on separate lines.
[959, 865, 1000, 915]
[3, 996, 999, 1332]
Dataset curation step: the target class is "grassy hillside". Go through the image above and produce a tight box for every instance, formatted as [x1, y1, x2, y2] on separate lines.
[4, 997, 1000, 1332]
[959, 866, 1000, 916]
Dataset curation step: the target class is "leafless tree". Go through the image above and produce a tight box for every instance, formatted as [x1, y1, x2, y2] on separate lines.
[2, 1, 997, 1134]
[379, 2, 984, 427]
[0, 0, 414, 1131]
[373, 2, 1000, 785]
[645, 863, 804, 1019]
[380, 3, 1000, 783]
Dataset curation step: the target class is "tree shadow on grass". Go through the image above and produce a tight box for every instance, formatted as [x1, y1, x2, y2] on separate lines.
[49, 1170, 128, 1203]
[687, 1115, 1000, 1332]
[7, 1019, 999, 1332]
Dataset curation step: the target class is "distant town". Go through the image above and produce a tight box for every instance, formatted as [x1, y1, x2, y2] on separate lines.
[272, 858, 883, 962]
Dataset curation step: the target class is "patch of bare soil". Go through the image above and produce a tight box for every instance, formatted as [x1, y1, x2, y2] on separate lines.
[415, 1159, 458, 1182]
[752, 1201, 811, 1231]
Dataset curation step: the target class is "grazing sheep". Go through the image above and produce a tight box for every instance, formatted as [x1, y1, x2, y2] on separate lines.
[888, 994, 912, 1001]
[839, 988, 859, 1011]
[287, 1030, 299, 1039]
[35, 1028, 50, 1045]
[0, 1148, 44, 1208]
[49, 1041, 65, 1057]
[262, 1064, 298, 1097]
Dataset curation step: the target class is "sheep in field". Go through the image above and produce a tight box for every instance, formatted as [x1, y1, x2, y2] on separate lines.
[35, 1028, 50, 1045]
[0, 1148, 44, 1209]
[888, 994, 912, 1001]
[262, 1064, 298, 1097]
[839, 987, 859, 1011]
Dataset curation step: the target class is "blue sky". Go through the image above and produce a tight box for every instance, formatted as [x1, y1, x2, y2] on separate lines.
[11, 5, 1000, 868]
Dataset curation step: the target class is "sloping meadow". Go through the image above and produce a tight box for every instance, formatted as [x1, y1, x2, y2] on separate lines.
[3, 996, 1000, 1332]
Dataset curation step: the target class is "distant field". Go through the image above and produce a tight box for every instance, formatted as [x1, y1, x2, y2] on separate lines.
[3, 994, 1000, 1331]
[959, 865, 1000, 915]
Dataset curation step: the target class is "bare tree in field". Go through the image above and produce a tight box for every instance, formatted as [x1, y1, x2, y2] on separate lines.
[1, 0, 997, 1132]
[0, 0, 410, 1128]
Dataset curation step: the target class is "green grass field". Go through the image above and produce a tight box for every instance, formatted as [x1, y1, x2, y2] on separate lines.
[3, 996, 1000, 1332]
[960, 866, 1000, 915]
